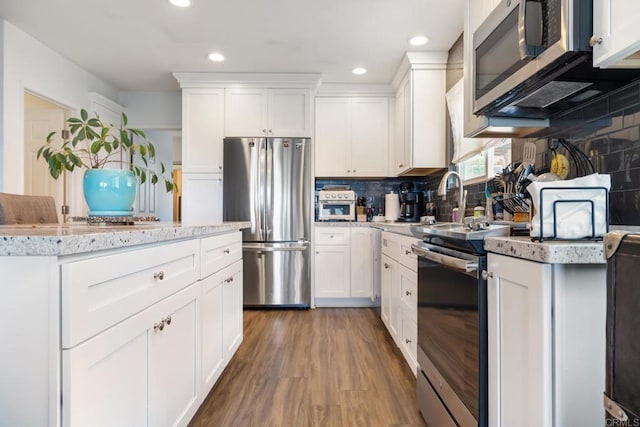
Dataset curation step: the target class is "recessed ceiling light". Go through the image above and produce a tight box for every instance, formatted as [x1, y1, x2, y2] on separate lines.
[169, 0, 191, 7]
[409, 35, 429, 46]
[208, 53, 225, 62]
[352, 67, 367, 75]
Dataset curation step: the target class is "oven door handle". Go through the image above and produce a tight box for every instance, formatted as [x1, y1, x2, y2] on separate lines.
[411, 244, 479, 275]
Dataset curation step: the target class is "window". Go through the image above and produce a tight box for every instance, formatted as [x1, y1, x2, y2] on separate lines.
[459, 139, 512, 183]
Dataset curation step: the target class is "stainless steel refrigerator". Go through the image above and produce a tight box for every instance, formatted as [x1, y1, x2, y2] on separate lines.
[223, 137, 311, 307]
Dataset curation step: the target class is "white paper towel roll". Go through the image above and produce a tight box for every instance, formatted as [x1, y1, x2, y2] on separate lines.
[385, 193, 400, 222]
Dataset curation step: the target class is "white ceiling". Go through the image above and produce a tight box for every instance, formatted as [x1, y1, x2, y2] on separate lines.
[0, 0, 465, 92]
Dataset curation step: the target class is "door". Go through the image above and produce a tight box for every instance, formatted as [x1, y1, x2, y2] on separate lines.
[223, 138, 266, 241]
[487, 253, 552, 427]
[267, 89, 311, 137]
[350, 228, 373, 298]
[182, 88, 225, 173]
[593, 0, 640, 68]
[314, 97, 350, 176]
[243, 243, 310, 306]
[315, 244, 350, 298]
[264, 138, 310, 242]
[224, 88, 268, 137]
[222, 260, 243, 358]
[381, 254, 394, 331]
[149, 285, 200, 427]
[24, 97, 66, 222]
[351, 97, 389, 177]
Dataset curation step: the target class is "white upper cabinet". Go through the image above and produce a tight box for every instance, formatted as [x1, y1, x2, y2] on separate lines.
[182, 88, 225, 174]
[315, 96, 389, 177]
[391, 52, 448, 176]
[592, 0, 640, 68]
[225, 88, 311, 137]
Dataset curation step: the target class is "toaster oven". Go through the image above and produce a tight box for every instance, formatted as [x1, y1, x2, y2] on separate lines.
[318, 190, 356, 221]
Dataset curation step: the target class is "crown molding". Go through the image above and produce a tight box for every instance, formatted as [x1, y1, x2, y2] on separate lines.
[391, 51, 449, 90]
[173, 72, 323, 91]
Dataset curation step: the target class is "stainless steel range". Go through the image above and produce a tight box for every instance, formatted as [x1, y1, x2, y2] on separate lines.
[411, 219, 509, 427]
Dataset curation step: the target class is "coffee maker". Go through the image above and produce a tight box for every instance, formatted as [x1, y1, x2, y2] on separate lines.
[397, 182, 423, 222]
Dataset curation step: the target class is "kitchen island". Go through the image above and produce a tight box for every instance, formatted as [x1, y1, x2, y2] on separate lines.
[0, 221, 249, 427]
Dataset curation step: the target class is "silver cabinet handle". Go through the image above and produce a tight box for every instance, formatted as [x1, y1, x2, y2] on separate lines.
[589, 35, 603, 47]
[153, 271, 165, 280]
[405, 249, 412, 255]
[405, 290, 412, 296]
[481, 270, 494, 280]
[154, 321, 165, 332]
[223, 248, 230, 254]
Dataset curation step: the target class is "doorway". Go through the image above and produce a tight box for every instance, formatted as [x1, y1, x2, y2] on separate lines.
[23, 92, 70, 223]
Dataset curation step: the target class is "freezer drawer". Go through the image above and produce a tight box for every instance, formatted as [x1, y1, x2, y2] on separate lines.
[243, 243, 310, 307]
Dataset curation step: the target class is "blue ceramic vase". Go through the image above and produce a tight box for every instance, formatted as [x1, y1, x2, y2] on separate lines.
[83, 169, 136, 216]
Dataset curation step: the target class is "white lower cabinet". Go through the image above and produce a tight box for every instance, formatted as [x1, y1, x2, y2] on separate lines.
[380, 231, 419, 372]
[63, 283, 201, 427]
[314, 227, 378, 304]
[487, 253, 606, 427]
[201, 259, 243, 395]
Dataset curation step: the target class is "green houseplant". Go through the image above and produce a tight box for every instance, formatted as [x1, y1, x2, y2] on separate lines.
[37, 108, 176, 216]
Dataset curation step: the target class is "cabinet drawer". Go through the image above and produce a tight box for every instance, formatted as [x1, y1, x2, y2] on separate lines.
[315, 227, 350, 245]
[401, 317, 417, 363]
[399, 264, 417, 315]
[61, 239, 200, 348]
[201, 232, 242, 279]
[381, 232, 400, 258]
[398, 238, 418, 271]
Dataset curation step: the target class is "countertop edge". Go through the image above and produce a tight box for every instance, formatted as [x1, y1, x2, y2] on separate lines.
[484, 236, 606, 264]
[0, 222, 251, 257]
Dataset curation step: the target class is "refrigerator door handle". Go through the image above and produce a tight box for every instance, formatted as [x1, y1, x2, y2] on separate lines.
[243, 243, 309, 252]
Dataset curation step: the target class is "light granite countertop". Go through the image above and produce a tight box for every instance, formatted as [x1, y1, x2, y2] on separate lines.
[0, 221, 251, 256]
[484, 236, 605, 264]
[315, 221, 418, 237]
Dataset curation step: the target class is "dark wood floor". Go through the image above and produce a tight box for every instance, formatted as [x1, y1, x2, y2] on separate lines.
[190, 308, 427, 427]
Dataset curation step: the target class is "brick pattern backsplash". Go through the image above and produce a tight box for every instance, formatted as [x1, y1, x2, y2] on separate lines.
[519, 80, 640, 225]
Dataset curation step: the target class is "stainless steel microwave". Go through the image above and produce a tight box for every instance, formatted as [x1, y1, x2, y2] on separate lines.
[473, 0, 640, 120]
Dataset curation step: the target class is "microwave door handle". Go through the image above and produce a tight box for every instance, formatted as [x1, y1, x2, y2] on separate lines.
[519, 0, 544, 59]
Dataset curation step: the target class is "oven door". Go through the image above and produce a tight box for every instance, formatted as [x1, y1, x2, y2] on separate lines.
[413, 243, 488, 427]
[318, 201, 355, 220]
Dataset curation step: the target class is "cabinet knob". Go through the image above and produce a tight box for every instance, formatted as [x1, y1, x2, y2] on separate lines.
[405, 249, 412, 255]
[153, 271, 165, 281]
[218, 165, 223, 170]
[268, 129, 273, 134]
[481, 270, 493, 280]
[262, 129, 267, 134]
[384, 263, 390, 269]
[352, 170, 356, 173]
[405, 290, 412, 296]
[163, 315, 172, 326]
[224, 248, 230, 254]
[589, 35, 603, 47]
[153, 321, 165, 332]
[405, 338, 411, 344]
[347, 170, 351, 173]
[399, 164, 405, 168]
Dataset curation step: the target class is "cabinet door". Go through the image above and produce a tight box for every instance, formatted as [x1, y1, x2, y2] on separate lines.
[63, 284, 200, 427]
[268, 89, 311, 137]
[182, 88, 225, 173]
[487, 253, 552, 427]
[350, 228, 373, 298]
[592, 0, 640, 68]
[181, 173, 223, 225]
[149, 285, 201, 427]
[224, 88, 268, 137]
[351, 97, 389, 177]
[314, 245, 350, 298]
[314, 97, 350, 177]
[201, 270, 225, 395]
[381, 254, 394, 332]
[222, 260, 243, 359]
[395, 77, 411, 175]
[412, 68, 446, 169]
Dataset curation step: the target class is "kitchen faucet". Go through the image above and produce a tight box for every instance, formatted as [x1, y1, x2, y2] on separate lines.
[437, 170, 467, 223]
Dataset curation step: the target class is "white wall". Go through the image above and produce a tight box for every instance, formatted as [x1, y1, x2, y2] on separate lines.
[0, 19, 119, 193]
[142, 130, 177, 221]
[118, 91, 181, 129]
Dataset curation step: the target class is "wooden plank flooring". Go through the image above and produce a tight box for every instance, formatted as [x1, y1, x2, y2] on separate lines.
[190, 308, 427, 427]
